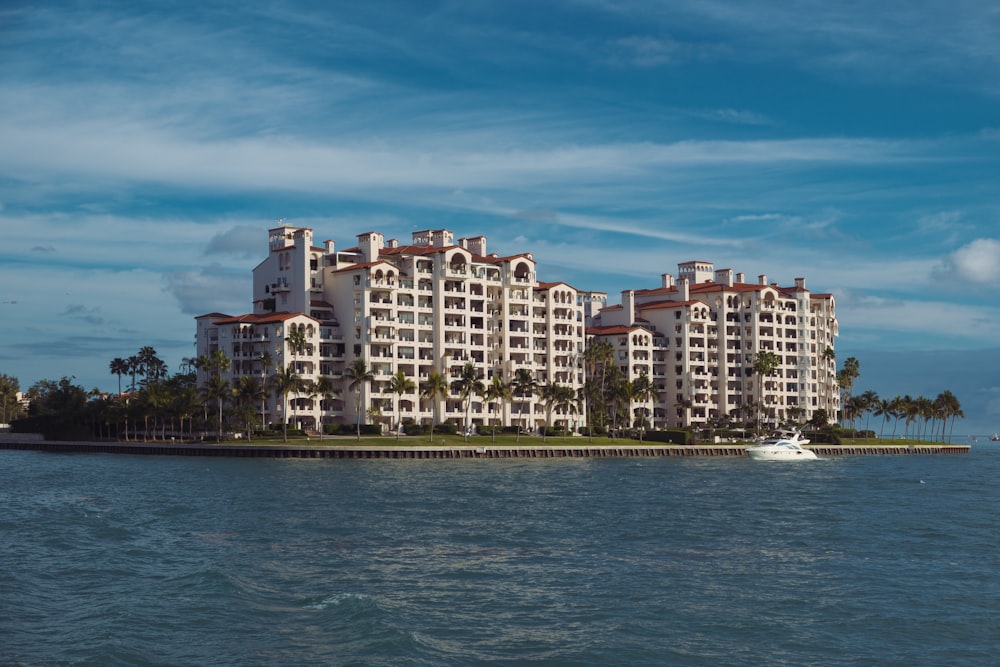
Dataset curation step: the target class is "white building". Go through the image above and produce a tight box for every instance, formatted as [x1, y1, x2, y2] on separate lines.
[195, 224, 586, 433]
[586, 261, 839, 431]
[196, 226, 839, 434]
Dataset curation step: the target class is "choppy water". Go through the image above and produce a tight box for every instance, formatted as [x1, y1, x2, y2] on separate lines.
[2, 448, 998, 666]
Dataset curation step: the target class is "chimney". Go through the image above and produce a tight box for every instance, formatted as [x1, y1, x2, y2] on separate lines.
[758, 274, 767, 285]
[661, 273, 674, 289]
[736, 272, 745, 284]
[715, 268, 734, 286]
[357, 231, 384, 262]
[324, 239, 335, 254]
[795, 277, 806, 289]
[462, 236, 486, 257]
[621, 290, 635, 324]
[677, 277, 690, 301]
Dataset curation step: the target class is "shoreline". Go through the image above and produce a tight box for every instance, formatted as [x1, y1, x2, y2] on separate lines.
[0, 438, 972, 459]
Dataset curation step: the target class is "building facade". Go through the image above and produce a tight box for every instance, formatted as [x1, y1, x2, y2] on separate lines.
[586, 261, 839, 431]
[196, 226, 839, 434]
[195, 224, 586, 433]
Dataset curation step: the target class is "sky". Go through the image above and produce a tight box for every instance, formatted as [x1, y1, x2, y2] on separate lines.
[1, 0, 999, 434]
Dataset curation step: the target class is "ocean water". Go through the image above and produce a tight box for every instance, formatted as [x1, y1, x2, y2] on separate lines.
[1, 448, 997, 666]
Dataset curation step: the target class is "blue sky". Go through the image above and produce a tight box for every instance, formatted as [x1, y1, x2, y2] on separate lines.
[1, 0, 998, 434]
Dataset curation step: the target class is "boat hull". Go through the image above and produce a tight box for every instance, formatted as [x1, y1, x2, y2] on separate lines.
[746, 445, 818, 461]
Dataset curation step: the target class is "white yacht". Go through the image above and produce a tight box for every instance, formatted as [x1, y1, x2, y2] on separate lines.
[746, 430, 817, 461]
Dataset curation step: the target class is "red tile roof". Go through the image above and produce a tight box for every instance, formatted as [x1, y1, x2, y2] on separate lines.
[586, 324, 657, 336]
[211, 312, 318, 325]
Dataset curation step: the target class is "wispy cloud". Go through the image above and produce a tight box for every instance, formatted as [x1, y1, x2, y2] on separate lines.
[164, 264, 248, 315]
[694, 108, 778, 127]
[608, 36, 680, 67]
[62, 304, 107, 326]
[205, 226, 262, 258]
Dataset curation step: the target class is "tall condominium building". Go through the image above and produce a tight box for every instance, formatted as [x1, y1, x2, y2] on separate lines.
[195, 223, 586, 433]
[586, 261, 839, 431]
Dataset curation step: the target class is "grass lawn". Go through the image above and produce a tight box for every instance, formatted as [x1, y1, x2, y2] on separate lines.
[211, 434, 955, 448]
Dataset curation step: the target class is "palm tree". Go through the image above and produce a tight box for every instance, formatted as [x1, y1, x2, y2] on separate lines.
[0, 374, 21, 425]
[873, 398, 891, 440]
[313, 375, 337, 439]
[859, 390, 878, 434]
[344, 358, 375, 441]
[171, 381, 200, 440]
[629, 373, 657, 441]
[935, 390, 963, 443]
[845, 395, 867, 441]
[109, 357, 128, 395]
[888, 395, 904, 439]
[201, 373, 230, 441]
[452, 361, 485, 442]
[234, 375, 266, 441]
[126, 354, 142, 392]
[273, 366, 302, 443]
[539, 381, 561, 443]
[195, 350, 231, 441]
[387, 370, 416, 440]
[421, 371, 449, 441]
[837, 356, 861, 427]
[537, 381, 576, 443]
[483, 374, 513, 443]
[582, 378, 603, 442]
[258, 351, 274, 429]
[511, 368, 537, 442]
[751, 349, 782, 434]
[605, 365, 629, 436]
[286, 325, 308, 360]
[583, 341, 614, 434]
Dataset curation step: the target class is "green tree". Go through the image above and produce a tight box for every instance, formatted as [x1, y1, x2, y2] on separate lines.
[109, 358, 128, 395]
[196, 350, 231, 441]
[539, 382, 576, 443]
[168, 375, 200, 440]
[286, 325, 308, 359]
[628, 373, 657, 441]
[452, 361, 485, 441]
[258, 351, 274, 428]
[387, 370, 416, 440]
[837, 356, 861, 426]
[751, 349, 782, 434]
[313, 375, 337, 439]
[583, 340, 614, 434]
[421, 371, 449, 441]
[234, 375, 266, 441]
[273, 366, 302, 443]
[0, 374, 22, 425]
[483, 374, 513, 443]
[935, 390, 963, 443]
[344, 358, 375, 441]
[25, 377, 90, 439]
[201, 373, 230, 441]
[511, 368, 537, 442]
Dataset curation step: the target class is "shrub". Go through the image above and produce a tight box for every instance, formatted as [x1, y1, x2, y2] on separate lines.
[642, 429, 692, 445]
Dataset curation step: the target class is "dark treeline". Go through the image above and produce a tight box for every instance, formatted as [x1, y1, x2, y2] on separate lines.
[6, 347, 965, 444]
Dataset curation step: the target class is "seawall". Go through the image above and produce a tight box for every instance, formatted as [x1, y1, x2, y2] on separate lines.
[0, 439, 972, 459]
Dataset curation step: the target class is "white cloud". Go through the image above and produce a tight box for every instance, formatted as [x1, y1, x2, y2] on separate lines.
[938, 238, 1000, 285]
